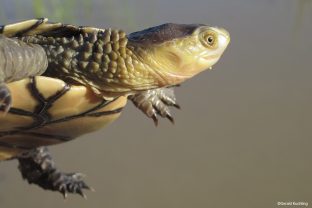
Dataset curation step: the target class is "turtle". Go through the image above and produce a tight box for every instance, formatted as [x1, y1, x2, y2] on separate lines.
[0, 18, 230, 198]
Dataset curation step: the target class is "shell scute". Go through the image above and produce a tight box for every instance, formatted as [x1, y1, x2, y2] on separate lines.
[0, 76, 127, 160]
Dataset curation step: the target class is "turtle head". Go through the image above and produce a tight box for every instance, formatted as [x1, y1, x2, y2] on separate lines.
[77, 24, 230, 97]
[128, 23, 230, 86]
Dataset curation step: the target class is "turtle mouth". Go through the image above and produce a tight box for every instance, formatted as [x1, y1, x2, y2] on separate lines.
[160, 70, 193, 85]
[203, 54, 220, 60]
[159, 55, 220, 85]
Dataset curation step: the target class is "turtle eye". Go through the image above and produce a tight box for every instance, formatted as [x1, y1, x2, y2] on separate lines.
[201, 32, 217, 48]
[206, 35, 214, 45]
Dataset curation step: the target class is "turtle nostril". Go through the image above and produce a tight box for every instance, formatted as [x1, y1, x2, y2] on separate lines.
[218, 28, 230, 40]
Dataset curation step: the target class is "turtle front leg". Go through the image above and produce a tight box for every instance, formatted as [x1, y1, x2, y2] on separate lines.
[0, 35, 48, 113]
[18, 147, 92, 198]
[129, 87, 180, 126]
[0, 83, 12, 113]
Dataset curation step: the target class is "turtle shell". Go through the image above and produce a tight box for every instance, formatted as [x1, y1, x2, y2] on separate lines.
[0, 76, 127, 160]
[0, 18, 103, 38]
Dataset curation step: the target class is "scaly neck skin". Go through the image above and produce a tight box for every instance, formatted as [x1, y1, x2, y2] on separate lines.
[69, 37, 173, 98]
[125, 43, 171, 89]
[22, 32, 176, 98]
[73, 42, 169, 98]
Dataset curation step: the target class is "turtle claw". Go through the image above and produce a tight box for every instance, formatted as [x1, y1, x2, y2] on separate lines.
[0, 83, 12, 113]
[166, 114, 175, 124]
[54, 172, 91, 199]
[129, 87, 180, 125]
[89, 186, 96, 192]
[76, 187, 88, 199]
[173, 103, 181, 109]
[152, 114, 158, 126]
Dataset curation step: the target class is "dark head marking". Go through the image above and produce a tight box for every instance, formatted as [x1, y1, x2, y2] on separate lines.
[128, 23, 204, 45]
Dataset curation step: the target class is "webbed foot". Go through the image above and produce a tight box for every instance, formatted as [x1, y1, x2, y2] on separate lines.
[18, 147, 93, 198]
[0, 83, 12, 113]
[129, 87, 180, 126]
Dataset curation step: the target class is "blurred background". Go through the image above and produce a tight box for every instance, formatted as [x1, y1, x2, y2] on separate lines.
[0, 0, 311, 207]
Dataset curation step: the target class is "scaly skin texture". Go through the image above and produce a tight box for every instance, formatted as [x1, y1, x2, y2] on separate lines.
[20, 23, 230, 98]
[20, 30, 155, 97]
[0, 35, 47, 83]
[18, 147, 92, 198]
[0, 35, 48, 112]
